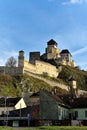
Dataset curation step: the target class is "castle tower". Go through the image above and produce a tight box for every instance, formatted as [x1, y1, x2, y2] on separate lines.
[18, 50, 24, 67]
[46, 39, 60, 60]
[60, 49, 72, 63]
[29, 52, 40, 64]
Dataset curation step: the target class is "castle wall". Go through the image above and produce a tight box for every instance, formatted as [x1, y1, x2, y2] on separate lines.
[23, 60, 59, 78]
[24, 60, 36, 73]
[0, 59, 59, 78]
[35, 60, 59, 77]
[0, 66, 23, 75]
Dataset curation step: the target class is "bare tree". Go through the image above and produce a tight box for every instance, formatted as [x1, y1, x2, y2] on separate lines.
[5, 56, 17, 67]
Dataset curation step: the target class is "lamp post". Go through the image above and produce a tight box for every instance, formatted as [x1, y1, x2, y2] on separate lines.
[20, 103, 21, 118]
[27, 113, 31, 127]
[4, 97, 8, 126]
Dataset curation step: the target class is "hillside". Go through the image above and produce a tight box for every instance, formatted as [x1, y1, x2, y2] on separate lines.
[45, 59, 87, 90]
[0, 62, 87, 97]
[0, 73, 68, 97]
[58, 65, 87, 90]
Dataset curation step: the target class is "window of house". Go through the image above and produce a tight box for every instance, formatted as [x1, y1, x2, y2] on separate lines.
[85, 111, 87, 117]
[75, 111, 78, 118]
[64, 110, 66, 116]
[58, 107, 61, 116]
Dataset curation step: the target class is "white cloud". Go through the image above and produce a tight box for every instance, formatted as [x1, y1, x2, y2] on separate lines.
[62, 0, 87, 5]
[72, 46, 87, 56]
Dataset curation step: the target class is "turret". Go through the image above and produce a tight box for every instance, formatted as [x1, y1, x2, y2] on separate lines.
[18, 50, 24, 67]
[45, 39, 60, 59]
[68, 76, 77, 96]
[29, 52, 40, 64]
[46, 39, 58, 54]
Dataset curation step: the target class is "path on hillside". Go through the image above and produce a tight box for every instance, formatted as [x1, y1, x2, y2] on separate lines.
[25, 71, 69, 91]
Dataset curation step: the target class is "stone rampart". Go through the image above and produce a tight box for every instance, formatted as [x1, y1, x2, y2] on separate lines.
[0, 66, 23, 76]
[35, 60, 59, 77]
[23, 60, 59, 78]
[24, 60, 36, 73]
[0, 59, 59, 78]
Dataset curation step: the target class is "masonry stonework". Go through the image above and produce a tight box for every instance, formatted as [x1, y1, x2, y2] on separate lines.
[0, 49, 59, 78]
[24, 59, 59, 78]
[41, 39, 75, 67]
[0, 67, 23, 76]
[0, 39, 75, 77]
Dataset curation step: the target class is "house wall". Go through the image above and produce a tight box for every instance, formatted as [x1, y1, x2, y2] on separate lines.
[40, 91, 58, 120]
[14, 98, 26, 110]
[39, 91, 69, 120]
[72, 108, 87, 120]
[29, 97, 39, 106]
[58, 106, 69, 120]
[0, 107, 14, 115]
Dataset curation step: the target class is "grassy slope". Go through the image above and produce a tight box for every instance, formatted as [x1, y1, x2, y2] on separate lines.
[0, 75, 21, 97]
[0, 74, 52, 97]
[47, 59, 87, 90]
[37, 126, 87, 130]
[0, 62, 87, 96]
[1, 126, 87, 130]
[0, 72, 69, 97]
[58, 65, 87, 90]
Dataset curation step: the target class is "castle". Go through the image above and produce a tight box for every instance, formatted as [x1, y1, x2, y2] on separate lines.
[29, 39, 75, 67]
[0, 39, 75, 77]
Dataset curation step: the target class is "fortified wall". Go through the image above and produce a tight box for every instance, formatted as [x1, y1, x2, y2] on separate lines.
[0, 66, 23, 76]
[0, 50, 60, 78]
[24, 59, 60, 78]
[19, 50, 60, 78]
[0, 39, 76, 76]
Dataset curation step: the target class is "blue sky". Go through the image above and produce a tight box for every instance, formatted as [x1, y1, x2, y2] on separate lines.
[0, 0, 87, 70]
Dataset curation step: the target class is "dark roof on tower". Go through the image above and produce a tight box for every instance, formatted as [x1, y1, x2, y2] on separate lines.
[47, 39, 58, 46]
[60, 49, 72, 56]
[19, 50, 24, 53]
